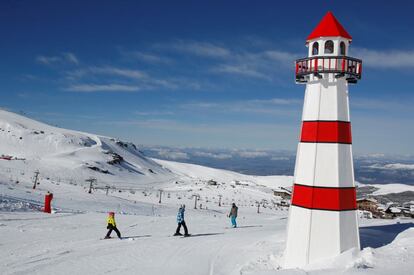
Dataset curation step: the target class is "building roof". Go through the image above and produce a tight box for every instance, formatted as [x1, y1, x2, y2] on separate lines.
[274, 189, 291, 194]
[273, 187, 292, 194]
[357, 197, 377, 203]
[306, 11, 352, 42]
[389, 207, 402, 213]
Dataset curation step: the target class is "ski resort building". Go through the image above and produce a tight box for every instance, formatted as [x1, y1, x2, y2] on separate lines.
[273, 188, 292, 200]
[357, 198, 378, 212]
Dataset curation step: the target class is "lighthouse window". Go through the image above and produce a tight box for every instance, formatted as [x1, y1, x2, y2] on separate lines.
[324, 40, 334, 54]
[312, 42, 319, 55]
[340, 42, 346, 55]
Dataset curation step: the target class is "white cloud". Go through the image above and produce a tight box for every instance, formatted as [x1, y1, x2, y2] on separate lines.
[91, 67, 147, 79]
[99, 118, 297, 149]
[62, 52, 79, 65]
[180, 98, 301, 116]
[206, 48, 299, 81]
[160, 40, 299, 82]
[122, 51, 172, 64]
[157, 149, 189, 160]
[367, 163, 414, 171]
[353, 48, 414, 68]
[237, 151, 269, 158]
[213, 64, 270, 80]
[192, 151, 232, 159]
[264, 50, 299, 63]
[352, 97, 412, 112]
[248, 98, 302, 105]
[65, 66, 202, 91]
[36, 52, 79, 65]
[65, 84, 140, 92]
[135, 111, 174, 116]
[36, 55, 61, 65]
[270, 156, 290, 161]
[68, 66, 147, 80]
[181, 102, 220, 109]
[101, 118, 292, 135]
[172, 41, 231, 58]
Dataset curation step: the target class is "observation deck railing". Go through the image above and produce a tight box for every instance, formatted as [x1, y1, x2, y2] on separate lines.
[295, 56, 362, 83]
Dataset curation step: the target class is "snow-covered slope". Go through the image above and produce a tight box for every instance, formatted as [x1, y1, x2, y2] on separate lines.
[155, 158, 292, 189]
[0, 109, 295, 218]
[1, 110, 414, 274]
[0, 110, 296, 213]
[0, 109, 174, 188]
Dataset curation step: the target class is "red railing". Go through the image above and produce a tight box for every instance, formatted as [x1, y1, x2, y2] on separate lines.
[295, 56, 362, 83]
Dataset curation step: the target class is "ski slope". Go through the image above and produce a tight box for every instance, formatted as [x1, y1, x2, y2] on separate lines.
[1, 204, 413, 275]
[1, 109, 414, 274]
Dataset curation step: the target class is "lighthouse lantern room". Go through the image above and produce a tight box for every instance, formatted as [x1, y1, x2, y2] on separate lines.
[295, 11, 362, 84]
[284, 11, 362, 268]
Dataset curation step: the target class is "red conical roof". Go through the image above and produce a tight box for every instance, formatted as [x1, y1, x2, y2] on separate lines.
[306, 11, 352, 42]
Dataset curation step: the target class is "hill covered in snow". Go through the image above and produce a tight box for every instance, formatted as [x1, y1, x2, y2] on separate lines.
[0, 109, 294, 214]
[1, 109, 414, 275]
[0, 109, 174, 188]
[0, 109, 412, 211]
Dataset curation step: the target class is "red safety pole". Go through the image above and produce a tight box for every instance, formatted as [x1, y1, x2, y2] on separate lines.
[44, 192, 53, 213]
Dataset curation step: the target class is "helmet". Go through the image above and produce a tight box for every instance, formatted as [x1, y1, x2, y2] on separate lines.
[109, 212, 115, 216]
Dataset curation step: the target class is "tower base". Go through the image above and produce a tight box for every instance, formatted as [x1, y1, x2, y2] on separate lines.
[284, 206, 360, 268]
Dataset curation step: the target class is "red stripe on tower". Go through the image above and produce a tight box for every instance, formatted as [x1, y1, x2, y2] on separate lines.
[300, 121, 352, 144]
[291, 184, 357, 211]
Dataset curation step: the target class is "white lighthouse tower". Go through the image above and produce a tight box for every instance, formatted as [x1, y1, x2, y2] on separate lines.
[284, 11, 362, 268]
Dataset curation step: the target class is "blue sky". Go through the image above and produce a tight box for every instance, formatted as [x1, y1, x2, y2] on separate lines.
[1, 0, 414, 154]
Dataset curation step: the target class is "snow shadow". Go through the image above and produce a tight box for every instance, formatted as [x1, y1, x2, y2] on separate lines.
[118, 161, 144, 175]
[122, 235, 152, 239]
[185, 233, 224, 238]
[360, 222, 414, 249]
[235, 225, 263, 229]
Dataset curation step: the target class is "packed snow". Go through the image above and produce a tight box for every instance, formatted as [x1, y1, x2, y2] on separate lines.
[1, 109, 413, 274]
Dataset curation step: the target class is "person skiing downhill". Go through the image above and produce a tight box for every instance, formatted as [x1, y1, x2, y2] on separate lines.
[228, 203, 238, 228]
[174, 205, 189, 237]
[105, 212, 122, 239]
